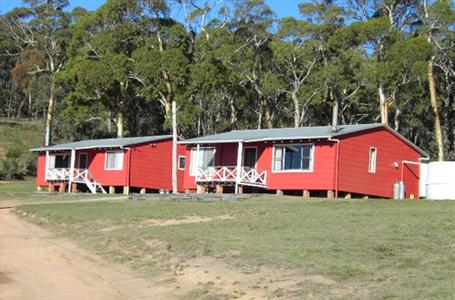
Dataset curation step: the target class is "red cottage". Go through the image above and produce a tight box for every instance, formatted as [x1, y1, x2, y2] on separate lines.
[180, 124, 428, 199]
[32, 135, 186, 194]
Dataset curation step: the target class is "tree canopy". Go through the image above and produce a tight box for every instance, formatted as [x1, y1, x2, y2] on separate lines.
[1, 0, 454, 159]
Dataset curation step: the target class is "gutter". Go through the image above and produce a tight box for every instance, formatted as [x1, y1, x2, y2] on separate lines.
[180, 135, 333, 145]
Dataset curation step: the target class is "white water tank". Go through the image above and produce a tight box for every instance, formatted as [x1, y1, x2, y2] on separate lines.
[426, 161, 455, 200]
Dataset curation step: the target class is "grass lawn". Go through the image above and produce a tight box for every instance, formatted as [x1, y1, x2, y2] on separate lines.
[0, 179, 36, 194]
[15, 196, 455, 299]
[0, 179, 125, 203]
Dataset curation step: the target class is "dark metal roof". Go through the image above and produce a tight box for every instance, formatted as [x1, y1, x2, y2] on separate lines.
[31, 135, 173, 152]
[181, 124, 382, 143]
[180, 124, 428, 156]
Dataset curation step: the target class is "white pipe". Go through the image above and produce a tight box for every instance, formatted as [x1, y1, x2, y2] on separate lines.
[172, 101, 178, 194]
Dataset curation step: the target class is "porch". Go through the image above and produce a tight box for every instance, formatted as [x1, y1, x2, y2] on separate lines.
[46, 167, 106, 194]
[190, 140, 268, 194]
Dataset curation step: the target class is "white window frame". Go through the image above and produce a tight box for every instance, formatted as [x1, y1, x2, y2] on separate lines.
[190, 147, 216, 176]
[178, 155, 186, 170]
[368, 147, 377, 173]
[104, 151, 124, 171]
[243, 146, 258, 168]
[271, 143, 314, 173]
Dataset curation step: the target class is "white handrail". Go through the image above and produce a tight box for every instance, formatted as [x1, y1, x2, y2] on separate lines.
[196, 166, 267, 187]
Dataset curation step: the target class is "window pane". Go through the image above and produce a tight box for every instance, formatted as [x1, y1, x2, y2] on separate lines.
[190, 148, 214, 175]
[55, 155, 69, 168]
[179, 157, 186, 169]
[48, 155, 56, 169]
[106, 152, 123, 169]
[273, 147, 283, 171]
[302, 145, 312, 170]
[369, 148, 377, 172]
[202, 149, 215, 168]
[284, 145, 302, 170]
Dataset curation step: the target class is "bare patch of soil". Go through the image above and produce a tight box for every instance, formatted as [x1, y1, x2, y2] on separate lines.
[0, 209, 182, 300]
[139, 214, 235, 227]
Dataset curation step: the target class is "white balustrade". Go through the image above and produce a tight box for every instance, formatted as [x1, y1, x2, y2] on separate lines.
[196, 166, 267, 187]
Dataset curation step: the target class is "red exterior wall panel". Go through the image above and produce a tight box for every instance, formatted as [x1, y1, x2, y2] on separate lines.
[36, 152, 47, 186]
[129, 139, 185, 191]
[337, 128, 421, 198]
[85, 148, 128, 186]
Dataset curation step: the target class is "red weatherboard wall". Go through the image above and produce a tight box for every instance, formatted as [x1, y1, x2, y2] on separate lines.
[84, 148, 129, 186]
[36, 152, 47, 186]
[337, 128, 421, 198]
[182, 141, 337, 191]
[129, 139, 185, 191]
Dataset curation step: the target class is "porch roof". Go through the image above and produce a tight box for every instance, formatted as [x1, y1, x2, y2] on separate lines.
[31, 135, 173, 152]
[180, 123, 428, 156]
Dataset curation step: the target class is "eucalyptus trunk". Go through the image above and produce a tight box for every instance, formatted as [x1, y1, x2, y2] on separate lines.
[428, 58, 444, 161]
[292, 90, 300, 128]
[117, 112, 124, 138]
[44, 78, 55, 146]
[379, 85, 389, 125]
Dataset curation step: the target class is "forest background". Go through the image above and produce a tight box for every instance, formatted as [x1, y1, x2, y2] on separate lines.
[0, 0, 454, 178]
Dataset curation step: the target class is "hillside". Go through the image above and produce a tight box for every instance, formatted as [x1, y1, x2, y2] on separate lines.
[0, 119, 44, 159]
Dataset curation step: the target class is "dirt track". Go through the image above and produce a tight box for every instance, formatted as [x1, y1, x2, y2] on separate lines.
[0, 208, 177, 300]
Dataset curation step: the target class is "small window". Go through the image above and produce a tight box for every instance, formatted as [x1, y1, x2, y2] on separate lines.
[190, 147, 215, 176]
[178, 156, 186, 170]
[368, 147, 377, 173]
[273, 144, 313, 172]
[105, 151, 124, 170]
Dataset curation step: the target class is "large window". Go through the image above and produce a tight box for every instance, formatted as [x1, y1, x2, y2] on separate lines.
[273, 144, 313, 172]
[190, 147, 215, 176]
[48, 154, 70, 169]
[368, 147, 377, 173]
[105, 151, 124, 170]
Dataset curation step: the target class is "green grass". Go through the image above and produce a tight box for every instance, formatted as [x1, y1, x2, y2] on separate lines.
[0, 120, 44, 159]
[0, 179, 124, 202]
[0, 179, 36, 194]
[15, 197, 455, 299]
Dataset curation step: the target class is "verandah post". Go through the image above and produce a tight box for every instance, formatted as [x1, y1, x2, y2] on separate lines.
[235, 141, 243, 194]
[68, 148, 76, 194]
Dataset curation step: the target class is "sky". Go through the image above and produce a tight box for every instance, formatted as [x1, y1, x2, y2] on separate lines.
[0, 0, 303, 19]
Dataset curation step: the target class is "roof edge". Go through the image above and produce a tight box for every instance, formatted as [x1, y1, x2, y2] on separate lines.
[30, 135, 175, 152]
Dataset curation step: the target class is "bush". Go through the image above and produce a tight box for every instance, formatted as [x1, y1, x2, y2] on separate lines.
[0, 142, 36, 180]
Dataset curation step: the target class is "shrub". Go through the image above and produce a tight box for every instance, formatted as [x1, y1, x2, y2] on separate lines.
[0, 142, 36, 180]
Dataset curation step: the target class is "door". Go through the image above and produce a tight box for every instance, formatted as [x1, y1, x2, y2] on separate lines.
[78, 153, 88, 169]
[243, 147, 257, 168]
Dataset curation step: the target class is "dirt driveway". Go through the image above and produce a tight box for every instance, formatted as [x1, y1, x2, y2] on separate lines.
[0, 208, 177, 300]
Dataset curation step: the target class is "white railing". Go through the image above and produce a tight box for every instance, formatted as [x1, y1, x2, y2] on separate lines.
[196, 166, 267, 187]
[46, 168, 106, 194]
[46, 168, 70, 181]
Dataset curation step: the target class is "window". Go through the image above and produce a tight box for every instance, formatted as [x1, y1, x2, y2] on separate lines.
[105, 151, 124, 170]
[190, 147, 215, 175]
[273, 144, 313, 172]
[48, 154, 69, 169]
[178, 156, 186, 170]
[368, 147, 377, 173]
